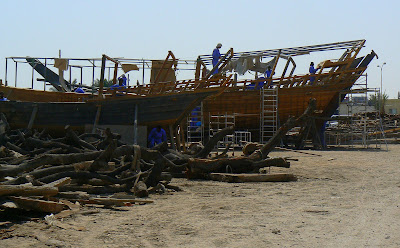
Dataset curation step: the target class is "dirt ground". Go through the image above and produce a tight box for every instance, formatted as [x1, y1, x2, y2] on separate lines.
[1, 144, 400, 248]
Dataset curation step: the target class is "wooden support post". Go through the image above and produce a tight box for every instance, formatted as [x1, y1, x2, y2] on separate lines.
[169, 124, 176, 150]
[92, 105, 102, 133]
[134, 104, 138, 144]
[27, 105, 38, 130]
[267, 50, 281, 88]
[174, 124, 181, 152]
[180, 121, 186, 152]
[113, 63, 118, 85]
[58, 69, 70, 92]
[98, 55, 107, 99]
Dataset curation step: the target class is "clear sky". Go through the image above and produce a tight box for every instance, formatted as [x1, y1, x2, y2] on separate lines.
[0, 0, 398, 97]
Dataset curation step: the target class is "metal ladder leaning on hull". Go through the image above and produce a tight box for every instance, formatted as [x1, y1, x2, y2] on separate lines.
[260, 87, 278, 144]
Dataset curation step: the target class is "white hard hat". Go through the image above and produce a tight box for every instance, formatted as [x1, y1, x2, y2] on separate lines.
[216, 43, 222, 48]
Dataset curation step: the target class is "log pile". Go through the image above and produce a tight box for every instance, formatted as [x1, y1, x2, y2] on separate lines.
[0, 126, 173, 216]
[0, 99, 317, 218]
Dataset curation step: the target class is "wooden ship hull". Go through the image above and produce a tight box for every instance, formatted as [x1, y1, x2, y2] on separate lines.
[203, 80, 356, 130]
[197, 40, 377, 142]
[0, 90, 218, 132]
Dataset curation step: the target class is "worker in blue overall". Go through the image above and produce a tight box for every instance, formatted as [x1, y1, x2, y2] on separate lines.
[118, 74, 127, 87]
[212, 43, 222, 75]
[0, 92, 8, 101]
[74, 87, 85, 93]
[148, 126, 167, 148]
[309, 62, 319, 84]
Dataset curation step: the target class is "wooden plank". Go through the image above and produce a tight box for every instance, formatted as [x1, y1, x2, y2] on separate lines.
[209, 173, 297, 183]
[83, 197, 154, 206]
[8, 196, 66, 213]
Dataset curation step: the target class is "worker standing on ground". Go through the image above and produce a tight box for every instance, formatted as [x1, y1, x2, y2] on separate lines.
[148, 126, 167, 148]
[0, 92, 8, 101]
[212, 43, 222, 75]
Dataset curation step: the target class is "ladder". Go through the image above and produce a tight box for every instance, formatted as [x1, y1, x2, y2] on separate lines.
[260, 87, 278, 143]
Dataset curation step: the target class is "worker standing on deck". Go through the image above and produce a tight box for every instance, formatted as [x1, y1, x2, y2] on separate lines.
[264, 66, 274, 78]
[118, 74, 127, 87]
[212, 43, 222, 75]
[264, 66, 275, 88]
[148, 126, 167, 148]
[74, 87, 85, 93]
[309, 62, 319, 84]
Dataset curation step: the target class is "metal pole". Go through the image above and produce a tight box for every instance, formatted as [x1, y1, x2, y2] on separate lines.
[80, 67, 83, 86]
[15, 62, 17, 87]
[134, 104, 138, 144]
[377, 62, 386, 113]
[31, 66, 34, 89]
[5, 58, 8, 86]
[142, 59, 145, 85]
[44, 59, 47, 91]
[92, 60, 95, 88]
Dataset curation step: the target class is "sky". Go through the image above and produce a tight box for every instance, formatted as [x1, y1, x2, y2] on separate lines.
[0, 0, 398, 97]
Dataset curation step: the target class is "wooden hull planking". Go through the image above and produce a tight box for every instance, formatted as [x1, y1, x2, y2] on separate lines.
[0, 91, 216, 131]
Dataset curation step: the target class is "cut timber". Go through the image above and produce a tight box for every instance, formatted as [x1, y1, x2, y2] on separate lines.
[83, 197, 153, 206]
[8, 196, 66, 213]
[210, 173, 297, 183]
[0, 184, 58, 197]
[132, 181, 149, 198]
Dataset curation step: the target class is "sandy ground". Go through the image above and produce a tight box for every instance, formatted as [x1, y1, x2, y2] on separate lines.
[1, 144, 400, 248]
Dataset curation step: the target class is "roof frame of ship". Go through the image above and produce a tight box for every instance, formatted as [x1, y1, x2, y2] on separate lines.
[198, 39, 366, 65]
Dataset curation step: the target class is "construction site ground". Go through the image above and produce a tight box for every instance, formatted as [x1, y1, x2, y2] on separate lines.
[1, 144, 399, 248]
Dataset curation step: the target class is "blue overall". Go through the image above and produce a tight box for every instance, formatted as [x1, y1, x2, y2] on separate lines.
[148, 128, 167, 148]
[212, 48, 221, 74]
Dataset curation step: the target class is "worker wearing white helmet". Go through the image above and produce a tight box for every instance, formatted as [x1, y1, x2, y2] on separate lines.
[212, 43, 222, 75]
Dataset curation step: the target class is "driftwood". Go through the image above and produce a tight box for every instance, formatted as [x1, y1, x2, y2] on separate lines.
[185, 99, 317, 178]
[209, 173, 297, 183]
[249, 98, 317, 160]
[0, 98, 314, 217]
[0, 151, 102, 177]
[186, 157, 290, 179]
[83, 197, 153, 206]
[0, 184, 58, 197]
[65, 126, 97, 151]
[194, 126, 235, 158]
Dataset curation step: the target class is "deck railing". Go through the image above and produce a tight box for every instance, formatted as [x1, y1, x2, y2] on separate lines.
[103, 76, 232, 97]
[227, 67, 366, 91]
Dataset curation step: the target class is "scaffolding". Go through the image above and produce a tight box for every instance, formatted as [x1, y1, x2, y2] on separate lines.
[325, 74, 388, 149]
[186, 103, 204, 144]
[260, 87, 278, 143]
[209, 113, 235, 153]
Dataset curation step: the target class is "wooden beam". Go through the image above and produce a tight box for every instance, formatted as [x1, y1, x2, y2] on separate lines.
[98, 55, 107, 99]
[27, 105, 38, 130]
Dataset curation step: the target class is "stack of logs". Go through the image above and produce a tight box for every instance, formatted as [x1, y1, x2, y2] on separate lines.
[0, 99, 317, 216]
